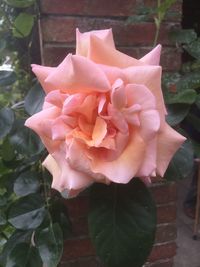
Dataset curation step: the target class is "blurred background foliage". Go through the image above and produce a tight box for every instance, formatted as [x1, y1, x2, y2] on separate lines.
[0, 0, 199, 266]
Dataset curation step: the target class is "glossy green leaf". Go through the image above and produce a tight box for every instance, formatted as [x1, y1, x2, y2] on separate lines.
[0, 230, 32, 267]
[9, 119, 44, 156]
[14, 171, 40, 196]
[13, 13, 35, 38]
[185, 113, 200, 132]
[0, 210, 6, 226]
[170, 29, 197, 44]
[0, 40, 6, 53]
[88, 179, 156, 267]
[184, 38, 200, 60]
[8, 193, 46, 230]
[1, 138, 16, 161]
[164, 140, 194, 181]
[35, 223, 63, 267]
[166, 104, 190, 126]
[165, 89, 197, 105]
[24, 83, 45, 115]
[195, 94, 200, 109]
[0, 108, 14, 139]
[0, 71, 16, 86]
[6, 243, 42, 267]
[177, 72, 200, 91]
[4, 0, 35, 8]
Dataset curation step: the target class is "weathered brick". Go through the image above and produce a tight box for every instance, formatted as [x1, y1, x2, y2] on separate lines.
[65, 196, 89, 219]
[60, 257, 100, 267]
[157, 204, 176, 224]
[148, 242, 176, 262]
[155, 224, 177, 243]
[62, 238, 95, 261]
[150, 182, 177, 205]
[145, 259, 173, 267]
[41, 17, 178, 46]
[41, 0, 182, 22]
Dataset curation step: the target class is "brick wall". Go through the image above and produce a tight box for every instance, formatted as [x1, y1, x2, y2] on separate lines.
[39, 1, 182, 266]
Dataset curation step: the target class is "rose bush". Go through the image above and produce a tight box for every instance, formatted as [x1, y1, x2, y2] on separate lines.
[25, 29, 186, 197]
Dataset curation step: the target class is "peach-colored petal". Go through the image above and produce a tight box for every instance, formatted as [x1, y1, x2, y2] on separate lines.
[108, 104, 128, 134]
[88, 34, 144, 68]
[52, 117, 71, 140]
[124, 65, 166, 124]
[76, 28, 115, 57]
[156, 124, 186, 176]
[136, 137, 157, 177]
[111, 79, 126, 109]
[43, 153, 93, 197]
[89, 130, 145, 183]
[139, 110, 160, 141]
[126, 84, 156, 110]
[99, 64, 127, 85]
[92, 117, 107, 146]
[140, 45, 162, 65]
[45, 90, 68, 108]
[45, 54, 111, 93]
[31, 64, 56, 93]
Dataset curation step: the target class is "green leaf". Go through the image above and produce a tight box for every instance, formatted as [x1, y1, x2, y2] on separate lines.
[0, 210, 6, 226]
[0, 108, 14, 139]
[164, 140, 194, 181]
[13, 13, 35, 38]
[0, 40, 6, 54]
[24, 83, 45, 115]
[6, 243, 42, 267]
[14, 171, 40, 197]
[170, 29, 197, 44]
[0, 71, 16, 86]
[165, 89, 197, 105]
[177, 72, 200, 91]
[35, 223, 63, 267]
[8, 193, 46, 230]
[166, 104, 190, 126]
[184, 38, 200, 60]
[4, 0, 35, 8]
[1, 138, 16, 161]
[195, 94, 200, 109]
[9, 119, 44, 156]
[0, 230, 32, 267]
[185, 113, 200, 132]
[88, 179, 156, 267]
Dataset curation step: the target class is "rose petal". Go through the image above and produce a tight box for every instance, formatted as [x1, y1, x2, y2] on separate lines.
[89, 130, 145, 183]
[140, 45, 162, 65]
[139, 110, 160, 141]
[76, 28, 115, 57]
[31, 64, 55, 93]
[156, 124, 186, 176]
[45, 54, 111, 93]
[111, 79, 126, 109]
[88, 34, 144, 68]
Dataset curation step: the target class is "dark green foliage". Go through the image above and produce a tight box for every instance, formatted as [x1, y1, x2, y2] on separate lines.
[89, 180, 156, 267]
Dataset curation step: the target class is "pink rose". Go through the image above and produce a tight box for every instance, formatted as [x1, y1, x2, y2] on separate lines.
[25, 29, 186, 197]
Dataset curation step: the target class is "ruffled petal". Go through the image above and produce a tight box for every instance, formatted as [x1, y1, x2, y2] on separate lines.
[76, 28, 115, 57]
[89, 130, 145, 183]
[88, 34, 144, 68]
[45, 54, 111, 93]
[140, 45, 162, 65]
[139, 110, 160, 141]
[31, 64, 55, 93]
[156, 124, 186, 176]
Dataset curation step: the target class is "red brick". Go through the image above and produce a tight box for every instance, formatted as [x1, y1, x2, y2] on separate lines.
[65, 197, 89, 219]
[41, 17, 178, 46]
[41, 0, 136, 17]
[41, 0, 181, 22]
[60, 257, 100, 267]
[148, 242, 176, 262]
[150, 182, 177, 205]
[62, 238, 95, 261]
[155, 224, 177, 243]
[157, 204, 177, 224]
[145, 259, 173, 267]
[72, 216, 89, 237]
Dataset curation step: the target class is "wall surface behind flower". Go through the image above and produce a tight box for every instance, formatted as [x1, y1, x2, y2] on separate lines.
[39, 1, 182, 267]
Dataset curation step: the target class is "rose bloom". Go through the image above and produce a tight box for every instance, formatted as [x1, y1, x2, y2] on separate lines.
[25, 29, 186, 197]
